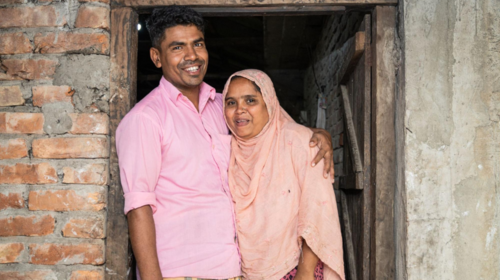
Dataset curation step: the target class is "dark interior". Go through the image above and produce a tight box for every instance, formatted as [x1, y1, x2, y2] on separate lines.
[136, 15, 327, 121]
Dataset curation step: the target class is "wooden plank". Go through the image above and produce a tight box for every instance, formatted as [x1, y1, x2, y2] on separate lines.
[340, 85, 363, 174]
[339, 31, 365, 84]
[359, 15, 371, 280]
[107, 7, 138, 280]
[116, 0, 398, 9]
[341, 191, 358, 280]
[371, 6, 397, 280]
[194, 6, 345, 16]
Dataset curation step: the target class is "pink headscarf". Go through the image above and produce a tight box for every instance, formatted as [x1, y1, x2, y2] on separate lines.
[223, 70, 344, 280]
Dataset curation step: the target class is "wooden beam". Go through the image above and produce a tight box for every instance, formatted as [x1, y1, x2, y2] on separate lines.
[341, 191, 358, 280]
[371, 6, 397, 280]
[341, 85, 363, 174]
[194, 6, 345, 16]
[108, 7, 138, 280]
[116, 0, 398, 10]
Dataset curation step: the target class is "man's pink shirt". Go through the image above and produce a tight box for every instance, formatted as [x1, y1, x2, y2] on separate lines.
[116, 77, 241, 278]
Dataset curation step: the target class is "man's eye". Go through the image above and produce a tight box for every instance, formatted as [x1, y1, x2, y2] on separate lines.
[195, 42, 204, 47]
[172, 46, 181, 50]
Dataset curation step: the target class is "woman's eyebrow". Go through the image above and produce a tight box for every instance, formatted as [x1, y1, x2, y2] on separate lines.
[225, 94, 258, 101]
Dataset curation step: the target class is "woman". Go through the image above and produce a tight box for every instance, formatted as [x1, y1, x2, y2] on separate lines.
[222, 69, 344, 280]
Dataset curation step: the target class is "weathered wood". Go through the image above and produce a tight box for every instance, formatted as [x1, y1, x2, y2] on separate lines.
[338, 14, 372, 280]
[341, 85, 363, 174]
[371, 6, 397, 280]
[194, 5, 345, 16]
[107, 7, 138, 280]
[338, 31, 365, 84]
[341, 191, 358, 280]
[115, 0, 398, 9]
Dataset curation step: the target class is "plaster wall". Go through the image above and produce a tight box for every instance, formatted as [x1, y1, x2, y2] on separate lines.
[403, 0, 500, 279]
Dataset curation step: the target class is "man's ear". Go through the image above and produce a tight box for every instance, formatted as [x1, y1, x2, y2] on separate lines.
[150, 47, 162, 68]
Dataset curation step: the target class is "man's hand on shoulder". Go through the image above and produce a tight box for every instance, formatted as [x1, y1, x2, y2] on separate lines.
[309, 128, 335, 180]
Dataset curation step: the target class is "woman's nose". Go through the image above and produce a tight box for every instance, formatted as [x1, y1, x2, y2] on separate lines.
[236, 103, 247, 113]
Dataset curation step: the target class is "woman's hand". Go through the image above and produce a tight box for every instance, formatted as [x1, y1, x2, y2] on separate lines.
[309, 128, 335, 180]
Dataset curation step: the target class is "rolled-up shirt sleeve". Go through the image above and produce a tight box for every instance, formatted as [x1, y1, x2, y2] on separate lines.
[116, 113, 162, 215]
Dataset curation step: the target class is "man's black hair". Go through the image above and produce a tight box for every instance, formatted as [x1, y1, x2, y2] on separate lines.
[146, 6, 205, 49]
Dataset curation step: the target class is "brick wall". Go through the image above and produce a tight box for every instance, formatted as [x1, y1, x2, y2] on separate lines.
[303, 12, 364, 182]
[0, 0, 110, 279]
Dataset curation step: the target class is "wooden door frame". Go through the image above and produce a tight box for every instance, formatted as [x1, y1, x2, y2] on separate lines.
[107, 2, 404, 279]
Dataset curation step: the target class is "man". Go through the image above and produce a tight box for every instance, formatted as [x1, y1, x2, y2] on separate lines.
[116, 6, 335, 280]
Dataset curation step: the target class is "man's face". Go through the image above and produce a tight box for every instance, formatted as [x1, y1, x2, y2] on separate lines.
[150, 24, 208, 93]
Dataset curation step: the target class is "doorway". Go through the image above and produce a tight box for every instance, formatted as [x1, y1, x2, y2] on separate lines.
[108, 4, 401, 280]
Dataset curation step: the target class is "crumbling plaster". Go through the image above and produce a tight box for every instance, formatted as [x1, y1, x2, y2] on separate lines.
[403, 0, 500, 279]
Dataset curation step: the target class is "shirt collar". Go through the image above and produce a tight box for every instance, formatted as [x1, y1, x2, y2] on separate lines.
[160, 76, 216, 105]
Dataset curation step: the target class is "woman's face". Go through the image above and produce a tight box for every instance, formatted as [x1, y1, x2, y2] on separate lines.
[224, 77, 269, 140]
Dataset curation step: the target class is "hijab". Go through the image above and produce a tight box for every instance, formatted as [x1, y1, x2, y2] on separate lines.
[223, 69, 344, 280]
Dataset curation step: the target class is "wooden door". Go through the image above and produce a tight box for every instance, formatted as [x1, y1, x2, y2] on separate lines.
[337, 14, 372, 280]
[337, 7, 398, 280]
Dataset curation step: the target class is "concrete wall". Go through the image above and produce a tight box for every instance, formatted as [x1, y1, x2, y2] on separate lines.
[0, 0, 110, 279]
[403, 0, 500, 279]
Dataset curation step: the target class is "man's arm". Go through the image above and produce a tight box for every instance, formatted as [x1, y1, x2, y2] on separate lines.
[128, 205, 163, 280]
[308, 128, 335, 180]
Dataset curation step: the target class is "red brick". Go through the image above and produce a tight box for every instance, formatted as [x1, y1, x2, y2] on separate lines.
[0, 113, 44, 134]
[32, 138, 109, 159]
[0, 138, 28, 159]
[63, 164, 108, 185]
[0, 59, 58, 81]
[62, 217, 105, 238]
[0, 243, 24, 263]
[34, 32, 109, 55]
[0, 163, 57, 185]
[0, 215, 54, 237]
[28, 190, 106, 211]
[1, 0, 27, 4]
[0, 192, 24, 210]
[75, 6, 110, 30]
[29, 243, 104, 265]
[0, 6, 66, 28]
[70, 270, 104, 280]
[0, 86, 24, 106]
[0, 270, 56, 280]
[32, 85, 74, 107]
[0, 33, 32, 55]
[69, 113, 109, 134]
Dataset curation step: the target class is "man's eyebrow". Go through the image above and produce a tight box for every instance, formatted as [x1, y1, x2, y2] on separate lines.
[194, 37, 205, 43]
[168, 41, 186, 48]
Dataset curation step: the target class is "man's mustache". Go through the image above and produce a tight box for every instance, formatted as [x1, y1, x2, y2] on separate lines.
[178, 60, 205, 68]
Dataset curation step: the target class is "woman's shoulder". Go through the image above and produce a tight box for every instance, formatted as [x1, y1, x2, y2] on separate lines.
[282, 122, 314, 147]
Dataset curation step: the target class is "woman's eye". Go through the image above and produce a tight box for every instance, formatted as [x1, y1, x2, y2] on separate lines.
[247, 98, 255, 104]
[226, 101, 235, 106]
